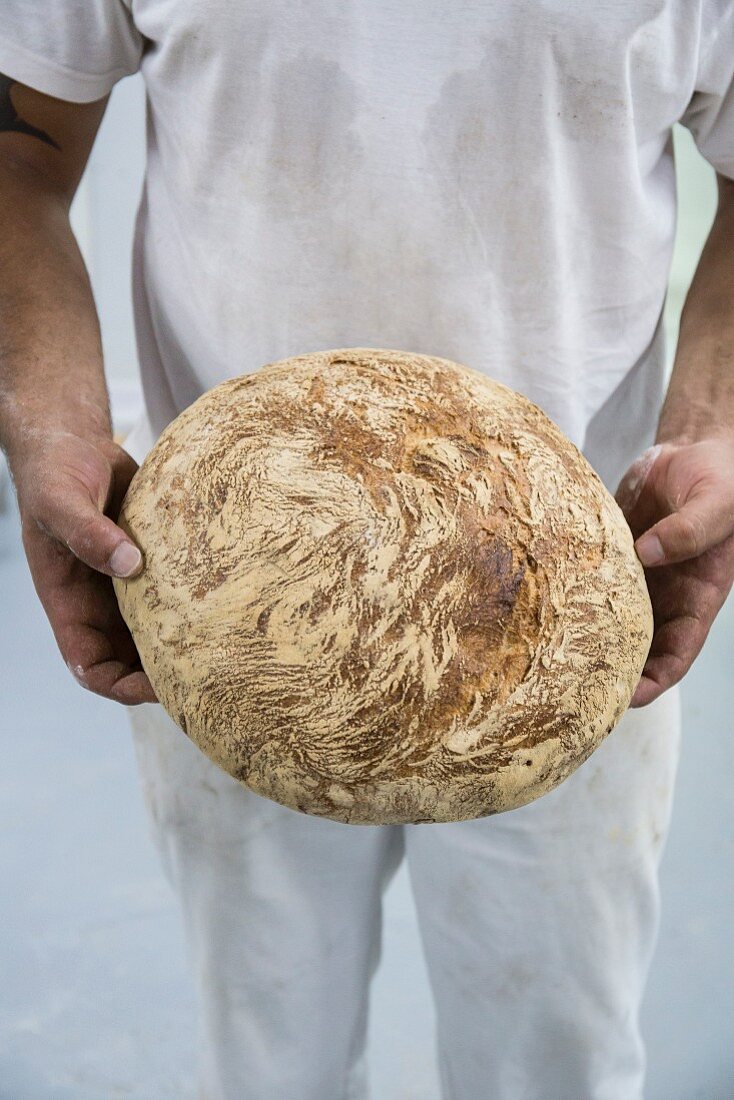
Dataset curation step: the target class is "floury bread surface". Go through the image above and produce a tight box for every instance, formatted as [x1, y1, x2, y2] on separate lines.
[113, 348, 653, 825]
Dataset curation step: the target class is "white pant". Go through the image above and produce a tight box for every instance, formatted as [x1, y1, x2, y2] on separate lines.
[127, 686, 681, 1100]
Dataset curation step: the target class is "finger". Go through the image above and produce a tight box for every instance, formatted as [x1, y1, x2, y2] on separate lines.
[629, 674, 664, 708]
[631, 611, 710, 705]
[23, 528, 155, 704]
[61, 613, 158, 704]
[34, 485, 143, 578]
[109, 669, 158, 705]
[69, 657, 157, 704]
[635, 493, 734, 567]
[614, 444, 665, 518]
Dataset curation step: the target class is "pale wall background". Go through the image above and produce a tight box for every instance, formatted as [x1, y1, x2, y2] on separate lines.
[1, 72, 732, 1100]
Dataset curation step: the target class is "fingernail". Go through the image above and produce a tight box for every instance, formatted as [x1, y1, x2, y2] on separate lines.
[636, 533, 665, 566]
[110, 542, 143, 577]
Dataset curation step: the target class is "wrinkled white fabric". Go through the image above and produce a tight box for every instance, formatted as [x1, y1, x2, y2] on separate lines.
[128, 686, 681, 1100]
[126, 373, 684, 1099]
[1, 2, 734, 490]
[0, 3, 709, 1094]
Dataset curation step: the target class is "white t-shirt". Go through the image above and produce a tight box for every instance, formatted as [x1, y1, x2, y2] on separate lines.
[1, 2, 733, 488]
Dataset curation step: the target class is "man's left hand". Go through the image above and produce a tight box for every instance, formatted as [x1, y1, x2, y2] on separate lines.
[614, 438, 734, 707]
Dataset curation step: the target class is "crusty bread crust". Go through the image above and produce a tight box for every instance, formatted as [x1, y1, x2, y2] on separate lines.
[113, 348, 653, 825]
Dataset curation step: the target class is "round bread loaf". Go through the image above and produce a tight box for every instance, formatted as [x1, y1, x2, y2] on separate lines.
[113, 348, 652, 825]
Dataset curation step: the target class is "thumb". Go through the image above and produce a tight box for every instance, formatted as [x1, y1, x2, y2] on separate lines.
[34, 484, 144, 578]
[635, 491, 732, 567]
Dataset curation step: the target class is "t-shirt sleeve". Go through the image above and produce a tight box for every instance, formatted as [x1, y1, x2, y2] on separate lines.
[0, 1, 143, 104]
[679, 2, 734, 179]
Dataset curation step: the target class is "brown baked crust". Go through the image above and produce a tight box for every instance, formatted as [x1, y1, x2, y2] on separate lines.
[113, 348, 653, 825]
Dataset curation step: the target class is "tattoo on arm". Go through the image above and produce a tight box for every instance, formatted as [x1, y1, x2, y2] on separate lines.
[0, 74, 60, 150]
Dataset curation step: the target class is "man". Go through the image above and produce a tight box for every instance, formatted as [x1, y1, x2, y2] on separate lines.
[0, 3, 732, 1097]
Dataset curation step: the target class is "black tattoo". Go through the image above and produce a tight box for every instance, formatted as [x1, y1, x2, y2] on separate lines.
[0, 74, 60, 150]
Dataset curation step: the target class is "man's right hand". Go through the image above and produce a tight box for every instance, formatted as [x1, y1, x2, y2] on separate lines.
[0, 80, 154, 704]
[10, 429, 157, 705]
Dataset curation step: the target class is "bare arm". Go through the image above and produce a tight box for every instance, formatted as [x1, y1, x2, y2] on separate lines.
[655, 173, 734, 445]
[0, 78, 112, 451]
[616, 173, 734, 705]
[0, 77, 155, 703]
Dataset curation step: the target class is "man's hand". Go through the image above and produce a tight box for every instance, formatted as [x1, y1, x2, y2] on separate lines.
[0, 79, 155, 704]
[615, 438, 734, 707]
[10, 430, 157, 705]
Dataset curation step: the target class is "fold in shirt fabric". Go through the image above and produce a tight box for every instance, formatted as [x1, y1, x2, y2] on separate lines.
[1, 1, 733, 492]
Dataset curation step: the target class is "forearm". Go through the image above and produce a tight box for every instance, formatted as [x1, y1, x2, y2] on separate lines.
[656, 174, 734, 445]
[0, 155, 112, 472]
